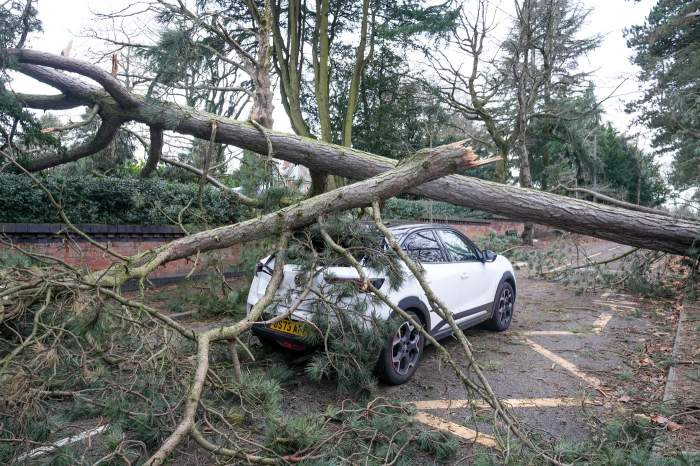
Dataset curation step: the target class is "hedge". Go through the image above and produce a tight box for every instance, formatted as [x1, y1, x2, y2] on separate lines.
[0, 174, 243, 225]
[0, 173, 490, 226]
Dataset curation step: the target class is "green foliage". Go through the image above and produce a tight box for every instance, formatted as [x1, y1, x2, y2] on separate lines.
[266, 415, 324, 455]
[0, 2, 41, 49]
[528, 88, 668, 207]
[0, 249, 37, 268]
[475, 231, 523, 255]
[304, 317, 391, 398]
[65, 399, 100, 421]
[415, 430, 459, 462]
[265, 400, 457, 465]
[231, 369, 283, 419]
[383, 197, 492, 221]
[165, 282, 247, 318]
[131, 414, 164, 449]
[595, 123, 669, 206]
[341, 47, 455, 159]
[626, 0, 700, 190]
[0, 173, 242, 225]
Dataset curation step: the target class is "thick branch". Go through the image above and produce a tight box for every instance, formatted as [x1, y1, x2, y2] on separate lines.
[555, 184, 676, 218]
[16, 64, 97, 103]
[13, 92, 86, 110]
[24, 117, 122, 172]
[140, 126, 162, 178]
[8, 48, 139, 107]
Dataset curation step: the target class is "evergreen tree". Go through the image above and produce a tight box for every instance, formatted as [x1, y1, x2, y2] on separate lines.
[626, 0, 700, 190]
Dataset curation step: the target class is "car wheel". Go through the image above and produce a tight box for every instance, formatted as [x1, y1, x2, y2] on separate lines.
[378, 310, 425, 385]
[483, 281, 515, 331]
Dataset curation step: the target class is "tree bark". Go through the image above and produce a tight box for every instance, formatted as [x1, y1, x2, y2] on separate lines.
[6, 49, 699, 257]
[556, 184, 678, 218]
[139, 126, 162, 178]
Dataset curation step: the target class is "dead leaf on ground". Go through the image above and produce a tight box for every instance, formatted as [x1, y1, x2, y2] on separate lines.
[666, 420, 683, 432]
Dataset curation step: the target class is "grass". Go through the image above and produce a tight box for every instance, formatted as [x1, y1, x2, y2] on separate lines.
[481, 360, 504, 371]
[619, 366, 634, 381]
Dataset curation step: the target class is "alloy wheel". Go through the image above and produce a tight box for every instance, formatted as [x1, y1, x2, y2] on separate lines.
[498, 287, 514, 326]
[391, 320, 421, 375]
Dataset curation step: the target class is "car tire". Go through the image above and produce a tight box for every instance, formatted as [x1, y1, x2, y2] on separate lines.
[483, 281, 515, 331]
[377, 310, 425, 385]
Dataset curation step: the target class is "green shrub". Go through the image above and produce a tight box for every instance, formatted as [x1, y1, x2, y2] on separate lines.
[0, 173, 244, 225]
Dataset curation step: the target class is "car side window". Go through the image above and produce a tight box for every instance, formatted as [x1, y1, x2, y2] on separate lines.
[437, 230, 479, 262]
[402, 230, 445, 263]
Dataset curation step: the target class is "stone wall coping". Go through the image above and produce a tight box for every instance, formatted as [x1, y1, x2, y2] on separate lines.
[0, 223, 185, 236]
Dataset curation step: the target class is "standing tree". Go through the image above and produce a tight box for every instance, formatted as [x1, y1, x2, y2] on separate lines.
[431, 0, 600, 243]
[626, 0, 700, 192]
[271, 0, 457, 193]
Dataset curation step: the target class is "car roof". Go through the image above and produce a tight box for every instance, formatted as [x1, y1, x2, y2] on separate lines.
[387, 222, 454, 236]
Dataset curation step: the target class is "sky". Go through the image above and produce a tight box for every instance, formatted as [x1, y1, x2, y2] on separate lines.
[15, 0, 658, 154]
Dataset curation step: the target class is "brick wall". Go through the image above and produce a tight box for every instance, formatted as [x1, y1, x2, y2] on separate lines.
[0, 224, 242, 284]
[0, 218, 531, 285]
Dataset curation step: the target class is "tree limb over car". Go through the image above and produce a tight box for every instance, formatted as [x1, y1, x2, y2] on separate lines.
[3, 48, 699, 256]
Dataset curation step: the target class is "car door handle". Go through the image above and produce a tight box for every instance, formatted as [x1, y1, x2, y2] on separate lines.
[460, 272, 470, 279]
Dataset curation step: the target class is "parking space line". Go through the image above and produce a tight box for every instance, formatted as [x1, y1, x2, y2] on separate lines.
[523, 338, 603, 388]
[415, 411, 498, 448]
[412, 397, 586, 410]
[520, 330, 574, 336]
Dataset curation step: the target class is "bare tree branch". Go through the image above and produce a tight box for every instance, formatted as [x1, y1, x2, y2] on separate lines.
[160, 156, 262, 207]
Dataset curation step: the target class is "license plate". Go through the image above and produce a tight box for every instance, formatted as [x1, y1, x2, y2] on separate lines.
[269, 319, 307, 337]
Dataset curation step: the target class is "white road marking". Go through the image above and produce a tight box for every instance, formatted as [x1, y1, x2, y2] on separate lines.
[519, 330, 574, 336]
[519, 312, 611, 336]
[415, 412, 498, 448]
[412, 397, 587, 411]
[16, 425, 109, 461]
[588, 252, 602, 259]
[523, 338, 603, 389]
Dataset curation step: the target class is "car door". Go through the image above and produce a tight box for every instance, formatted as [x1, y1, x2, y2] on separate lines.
[400, 229, 455, 331]
[435, 229, 493, 324]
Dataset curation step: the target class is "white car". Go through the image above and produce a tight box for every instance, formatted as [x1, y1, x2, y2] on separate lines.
[247, 223, 517, 385]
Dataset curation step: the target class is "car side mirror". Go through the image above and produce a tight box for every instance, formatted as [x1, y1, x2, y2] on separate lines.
[482, 250, 497, 262]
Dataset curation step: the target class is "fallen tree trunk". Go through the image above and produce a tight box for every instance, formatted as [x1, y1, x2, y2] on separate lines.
[82, 140, 481, 287]
[5, 49, 700, 256]
[554, 184, 678, 218]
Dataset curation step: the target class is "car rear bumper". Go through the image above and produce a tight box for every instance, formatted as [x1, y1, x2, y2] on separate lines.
[252, 324, 313, 351]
